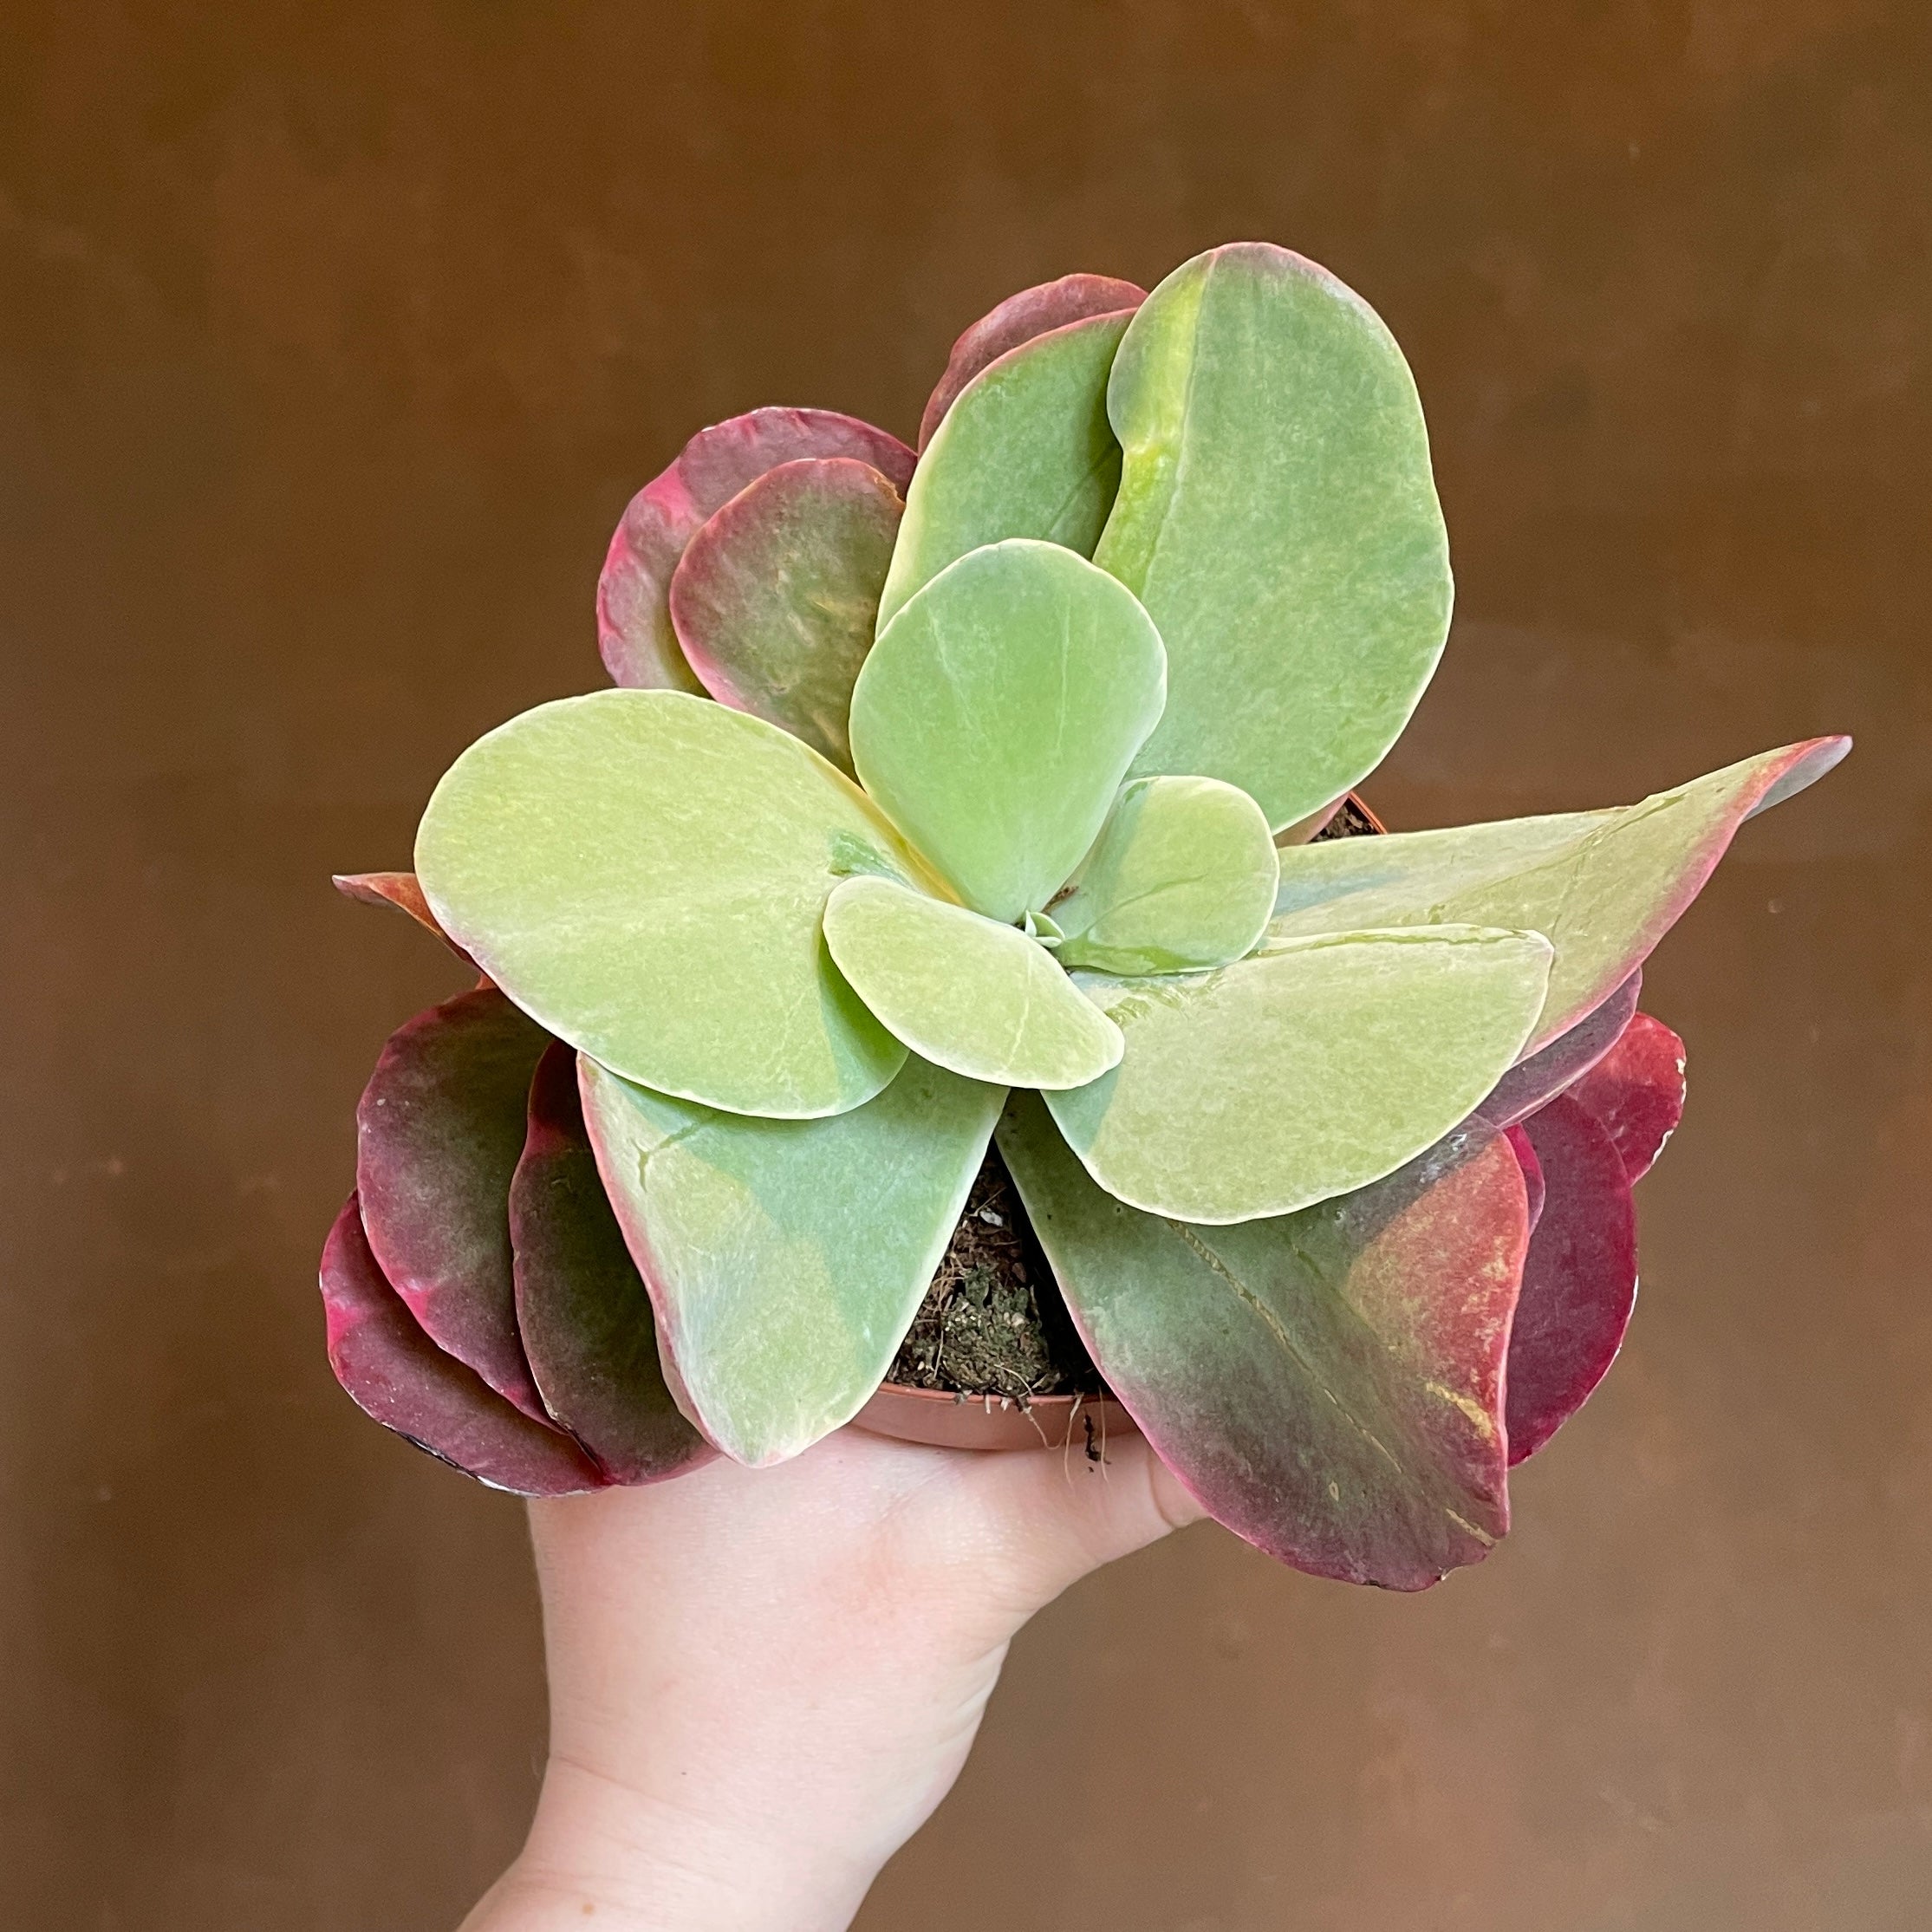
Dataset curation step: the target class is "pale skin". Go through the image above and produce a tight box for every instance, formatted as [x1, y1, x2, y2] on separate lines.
[459, 1425, 1206, 1932]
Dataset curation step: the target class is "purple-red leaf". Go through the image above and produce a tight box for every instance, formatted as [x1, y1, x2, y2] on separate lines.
[1504, 1095, 1639, 1465]
[599, 409, 916, 692]
[355, 988, 551, 1421]
[918, 273, 1148, 450]
[1566, 1012, 1688, 1184]
[510, 1044, 713, 1485]
[999, 1096, 1531, 1590]
[333, 871, 479, 969]
[668, 457, 903, 771]
[1467, 972, 1643, 1133]
[1505, 1122, 1545, 1234]
[320, 1194, 606, 1495]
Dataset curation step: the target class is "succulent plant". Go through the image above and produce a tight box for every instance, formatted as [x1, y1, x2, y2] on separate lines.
[323, 244, 1847, 1590]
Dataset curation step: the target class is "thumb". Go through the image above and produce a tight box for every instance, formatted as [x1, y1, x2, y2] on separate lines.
[960, 1426, 1208, 1618]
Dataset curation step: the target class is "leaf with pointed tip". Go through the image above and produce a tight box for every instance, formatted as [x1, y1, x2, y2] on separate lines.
[321, 1195, 606, 1495]
[1051, 776, 1279, 974]
[1465, 972, 1643, 1133]
[510, 1044, 713, 1484]
[599, 408, 915, 692]
[1047, 927, 1552, 1224]
[355, 987, 550, 1419]
[822, 875, 1122, 1088]
[1095, 244, 1451, 831]
[333, 871, 479, 968]
[999, 1096, 1529, 1590]
[918, 272, 1147, 449]
[1270, 738, 1851, 1049]
[1566, 1012, 1687, 1183]
[668, 458, 902, 773]
[851, 541, 1166, 924]
[579, 1055, 1005, 1467]
[881, 312, 1135, 626]
[418, 689, 927, 1118]
[1504, 1096, 1639, 1464]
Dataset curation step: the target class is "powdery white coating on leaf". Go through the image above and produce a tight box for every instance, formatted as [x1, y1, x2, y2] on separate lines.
[355, 987, 552, 1420]
[599, 408, 915, 692]
[822, 875, 1123, 1089]
[881, 311, 1136, 627]
[851, 540, 1167, 925]
[1048, 926, 1553, 1224]
[1565, 1012, 1688, 1184]
[1269, 737, 1851, 1048]
[1096, 243, 1453, 832]
[1050, 774, 1280, 974]
[918, 272, 1147, 450]
[578, 1053, 1005, 1467]
[999, 1096, 1528, 1590]
[1502, 1096, 1639, 1465]
[321, 1194, 606, 1496]
[668, 457, 903, 774]
[510, 1042, 714, 1486]
[416, 690, 928, 1120]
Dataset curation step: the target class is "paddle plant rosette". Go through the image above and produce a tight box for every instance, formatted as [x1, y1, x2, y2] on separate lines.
[322, 244, 1848, 1590]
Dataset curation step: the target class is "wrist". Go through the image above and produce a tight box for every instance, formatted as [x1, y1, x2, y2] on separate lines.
[467, 1750, 881, 1932]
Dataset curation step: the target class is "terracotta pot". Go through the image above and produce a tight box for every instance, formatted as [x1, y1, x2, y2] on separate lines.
[854, 1380, 1139, 1453]
[856, 793, 1384, 1455]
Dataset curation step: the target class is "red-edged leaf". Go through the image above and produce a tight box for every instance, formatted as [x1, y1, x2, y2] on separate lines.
[332, 871, 479, 970]
[1467, 972, 1642, 1133]
[918, 273, 1148, 450]
[999, 1096, 1531, 1590]
[355, 988, 550, 1420]
[321, 1194, 605, 1495]
[1566, 1012, 1687, 1183]
[510, 1044, 713, 1485]
[598, 409, 916, 692]
[1504, 1096, 1639, 1465]
[668, 457, 903, 771]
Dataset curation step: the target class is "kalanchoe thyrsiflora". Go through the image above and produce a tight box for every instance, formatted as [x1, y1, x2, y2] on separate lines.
[323, 243, 1847, 1589]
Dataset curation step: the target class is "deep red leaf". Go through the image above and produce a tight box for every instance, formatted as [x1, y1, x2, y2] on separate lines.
[1504, 1095, 1639, 1465]
[1566, 1012, 1688, 1184]
[918, 273, 1148, 450]
[599, 408, 916, 690]
[321, 1194, 605, 1495]
[511, 1044, 713, 1485]
[355, 988, 551, 1420]
[1505, 1122, 1545, 1235]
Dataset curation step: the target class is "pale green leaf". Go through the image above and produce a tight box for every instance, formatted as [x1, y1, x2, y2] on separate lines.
[579, 1053, 1005, 1466]
[822, 875, 1122, 1089]
[878, 310, 1133, 628]
[417, 690, 935, 1119]
[1268, 737, 1851, 1048]
[1045, 927, 1552, 1222]
[1094, 244, 1451, 831]
[1051, 775, 1279, 973]
[849, 539, 1167, 924]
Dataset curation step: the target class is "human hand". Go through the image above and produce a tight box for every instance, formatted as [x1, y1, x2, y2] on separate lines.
[459, 1423, 1203, 1931]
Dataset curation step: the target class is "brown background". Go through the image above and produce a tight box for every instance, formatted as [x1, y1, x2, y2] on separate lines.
[3, 2, 1929, 1926]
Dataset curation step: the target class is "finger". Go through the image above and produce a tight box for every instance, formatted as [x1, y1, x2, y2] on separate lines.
[959, 1428, 1207, 1617]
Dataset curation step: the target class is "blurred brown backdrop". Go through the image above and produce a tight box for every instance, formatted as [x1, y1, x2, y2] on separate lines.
[3, 3, 1929, 1926]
